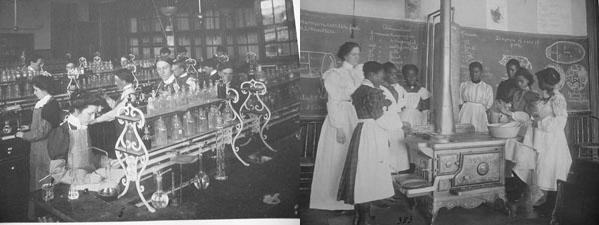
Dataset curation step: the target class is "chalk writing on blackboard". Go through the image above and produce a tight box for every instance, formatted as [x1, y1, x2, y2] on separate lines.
[494, 35, 541, 49]
[381, 24, 413, 33]
[545, 41, 586, 64]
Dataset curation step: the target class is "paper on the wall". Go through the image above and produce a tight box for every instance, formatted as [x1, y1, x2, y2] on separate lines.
[486, 0, 508, 31]
[537, 0, 572, 35]
[405, 0, 422, 20]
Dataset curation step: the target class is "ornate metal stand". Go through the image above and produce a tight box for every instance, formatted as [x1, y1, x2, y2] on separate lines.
[239, 79, 276, 152]
[113, 99, 155, 212]
[225, 85, 249, 166]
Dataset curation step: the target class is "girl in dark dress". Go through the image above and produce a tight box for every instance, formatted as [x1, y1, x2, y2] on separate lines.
[16, 76, 61, 191]
[338, 61, 399, 225]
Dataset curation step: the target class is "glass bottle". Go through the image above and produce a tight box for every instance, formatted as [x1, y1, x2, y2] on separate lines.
[170, 114, 184, 141]
[154, 117, 167, 146]
[150, 172, 169, 209]
[223, 104, 234, 124]
[142, 126, 152, 150]
[214, 144, 227, 181]
[207, 105, 216, 130]
[3, 121, 13, 135]
[182, 111, 195, 138]
[197, 107, 207, 133]
[215, 111, 224, 129]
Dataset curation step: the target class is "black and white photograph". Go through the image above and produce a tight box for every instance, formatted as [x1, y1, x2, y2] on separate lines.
[297, 0, 599, 225]
[1, 0, 301, 224]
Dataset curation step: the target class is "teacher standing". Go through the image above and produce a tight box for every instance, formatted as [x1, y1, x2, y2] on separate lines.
[310, 42, 364, 211]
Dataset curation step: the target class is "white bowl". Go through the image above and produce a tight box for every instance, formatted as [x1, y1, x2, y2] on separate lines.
[488, 123, 521, 138]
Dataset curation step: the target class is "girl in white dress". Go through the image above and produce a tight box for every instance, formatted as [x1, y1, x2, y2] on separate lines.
[529, 68, 572, 206]
[458, 62, 494, 132]
[381, 62, 410, 173]
[399, 64, 430, 127]
[310, 42, 364, 211]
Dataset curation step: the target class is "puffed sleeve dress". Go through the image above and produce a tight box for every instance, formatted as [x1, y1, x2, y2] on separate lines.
[309, 61, 363, 210]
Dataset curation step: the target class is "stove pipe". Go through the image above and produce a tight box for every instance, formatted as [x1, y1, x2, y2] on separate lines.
[433, 0, 455, 135]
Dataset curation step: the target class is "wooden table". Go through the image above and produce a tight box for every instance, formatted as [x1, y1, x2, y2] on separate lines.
[402, 132, 509, 224]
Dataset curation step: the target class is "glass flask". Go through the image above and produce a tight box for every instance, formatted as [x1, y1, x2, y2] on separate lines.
[193, 153, 210, 190]
[150, 172, 169, 209]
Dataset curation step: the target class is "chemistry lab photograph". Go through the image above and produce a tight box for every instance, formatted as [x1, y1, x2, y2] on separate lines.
[1, 0, 301, 223]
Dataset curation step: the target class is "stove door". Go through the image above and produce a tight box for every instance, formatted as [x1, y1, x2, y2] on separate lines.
[452, 148, 503, 187]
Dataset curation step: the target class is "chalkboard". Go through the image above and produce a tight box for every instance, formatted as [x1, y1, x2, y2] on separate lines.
[457, 26, 591, 112]
[299, 10, 426, 118]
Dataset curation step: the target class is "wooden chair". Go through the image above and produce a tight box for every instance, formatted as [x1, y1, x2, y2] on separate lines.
[298, 117, 324, 192]
[566, 113, 599, 161]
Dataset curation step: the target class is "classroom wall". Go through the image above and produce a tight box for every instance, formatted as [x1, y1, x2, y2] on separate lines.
[0, 0, 91, 50]
[300, 0, 588, 36]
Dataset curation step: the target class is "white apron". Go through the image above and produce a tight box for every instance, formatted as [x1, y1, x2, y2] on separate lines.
[310, 62, 362, 210]
[352, 119, 396, 204]
[458, 102, 489, 132]
[380, 86, 409, 172]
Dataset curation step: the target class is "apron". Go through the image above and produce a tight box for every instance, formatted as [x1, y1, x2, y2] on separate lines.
[50, 123, 124, 190]
[458, 102, 489, 132]
[28, 108, 51, 191]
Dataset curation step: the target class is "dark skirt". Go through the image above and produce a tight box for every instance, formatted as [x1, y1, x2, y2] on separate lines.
[337, 122, 364, 205]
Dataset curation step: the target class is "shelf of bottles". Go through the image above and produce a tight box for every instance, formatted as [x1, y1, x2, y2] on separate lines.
[113, 81, 254, 212]
[252, 63, 301, 114]
[0, 65, 160, 110]
[143, 81, 238, 153]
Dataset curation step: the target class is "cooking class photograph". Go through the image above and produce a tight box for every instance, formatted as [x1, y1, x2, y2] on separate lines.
[0, 0, 302, 223]
[297, 0, 598, 225]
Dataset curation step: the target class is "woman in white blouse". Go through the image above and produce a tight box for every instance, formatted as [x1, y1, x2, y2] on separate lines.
[458, 62, 494, 132]
[310, 42, 364, 211]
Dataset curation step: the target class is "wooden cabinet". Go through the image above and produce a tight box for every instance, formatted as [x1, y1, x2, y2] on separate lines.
[0, 138, 29, 222]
